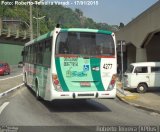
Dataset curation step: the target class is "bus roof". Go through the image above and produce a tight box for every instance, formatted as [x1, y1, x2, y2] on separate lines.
[25, 28, 113, 46]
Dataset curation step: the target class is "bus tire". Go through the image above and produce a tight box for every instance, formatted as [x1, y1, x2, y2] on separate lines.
[35, 80, 41, 100]
[137, 83, 147, 93]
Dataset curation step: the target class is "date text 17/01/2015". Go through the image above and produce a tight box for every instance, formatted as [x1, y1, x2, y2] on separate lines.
[1, 1, 99, 6]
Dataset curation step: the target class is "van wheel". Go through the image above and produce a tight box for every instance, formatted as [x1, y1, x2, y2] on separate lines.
[137, 83, 147, 93]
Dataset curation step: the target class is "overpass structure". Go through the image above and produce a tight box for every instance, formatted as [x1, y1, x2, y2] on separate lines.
[0, 18, 30, 65]
[0, 18, 30, 45]
[116, 1, 160, 68]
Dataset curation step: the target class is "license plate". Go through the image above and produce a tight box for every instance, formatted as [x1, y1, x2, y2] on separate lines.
[80, 82, 91, 87]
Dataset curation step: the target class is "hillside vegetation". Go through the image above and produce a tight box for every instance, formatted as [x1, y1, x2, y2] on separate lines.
[0, 1, 119, 36]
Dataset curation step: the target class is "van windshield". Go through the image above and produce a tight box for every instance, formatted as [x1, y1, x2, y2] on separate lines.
[126, 65, 134, 73]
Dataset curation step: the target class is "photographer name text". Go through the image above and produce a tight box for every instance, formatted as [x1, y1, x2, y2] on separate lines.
[1, 0, 99, 6]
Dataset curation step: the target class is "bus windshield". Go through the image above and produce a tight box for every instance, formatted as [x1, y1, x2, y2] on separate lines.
[56, 32, 115, 56]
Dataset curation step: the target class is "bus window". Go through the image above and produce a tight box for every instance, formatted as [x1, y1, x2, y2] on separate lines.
[96, 34, 115, 55]
[30, 45, 34, 63]
[33, 44, 38, 64]
[56, 32, 68, 54]
[37, 42, 43, 64]
[28, 46, 31, 63]
[43, 39, 52, 67]
[56, 32, 115, 56]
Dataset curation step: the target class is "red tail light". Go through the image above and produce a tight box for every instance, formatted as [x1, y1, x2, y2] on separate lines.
[54, 80, 59, 85]
[52, 74, 63, 92]
[108, 74, 117, 91]
[111, 80, 115, 85]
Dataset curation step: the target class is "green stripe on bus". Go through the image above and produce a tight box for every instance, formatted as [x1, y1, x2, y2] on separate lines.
[61, 28, 112, 34]
[90, 58, 105, 91]
[55, 58, 69, 92]
[98, 30, 112, 35]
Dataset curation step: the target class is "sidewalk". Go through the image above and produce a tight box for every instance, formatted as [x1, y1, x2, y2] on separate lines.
[116, 81, 160, 114]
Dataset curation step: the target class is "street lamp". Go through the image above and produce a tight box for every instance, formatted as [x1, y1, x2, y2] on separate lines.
[33, 16, 45, 37]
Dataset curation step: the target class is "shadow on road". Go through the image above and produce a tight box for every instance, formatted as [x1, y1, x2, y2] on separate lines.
[126, 87, 160, 96]
[26, 85, 111, 113]
[147, 87, 160, 96]
[41, 99, 111, 113]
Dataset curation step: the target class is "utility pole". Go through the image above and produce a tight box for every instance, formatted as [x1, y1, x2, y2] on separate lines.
[121, 41, 124, 79]
[30, 0, 33, 40]
[33, 16, 45, 37]
[117, 40, 126, 92]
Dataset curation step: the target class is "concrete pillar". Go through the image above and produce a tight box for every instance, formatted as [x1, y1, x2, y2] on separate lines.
[0, 17, 2, 29]
[23, 31, 26, 39]
[136, 48, 147, 62]
[16, 29, 19, 38]
[7, 27, 11, 37]
[0, 18, 2, 36]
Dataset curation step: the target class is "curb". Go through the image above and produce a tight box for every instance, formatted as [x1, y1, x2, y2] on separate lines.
[116, 88, 139, 100]
[0, 83, 24, 98]
[116, 93, 139, 100]
[116, 93, 160, 115]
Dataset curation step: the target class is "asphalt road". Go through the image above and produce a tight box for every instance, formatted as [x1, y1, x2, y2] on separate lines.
[0, 86, 160, 132]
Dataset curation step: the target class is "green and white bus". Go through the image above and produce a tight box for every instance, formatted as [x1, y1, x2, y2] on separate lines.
[23, 26, 117, 101]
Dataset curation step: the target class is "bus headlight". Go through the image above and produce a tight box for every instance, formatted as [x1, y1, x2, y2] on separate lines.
[52, 74, 63, 92]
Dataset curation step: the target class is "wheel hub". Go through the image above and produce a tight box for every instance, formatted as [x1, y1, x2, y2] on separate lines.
[139, 86, 144, 91]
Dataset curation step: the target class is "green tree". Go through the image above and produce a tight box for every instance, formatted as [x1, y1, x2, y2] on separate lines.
[75, 8, 83, 18]
[119, 22, 125, 28]
[0, 3, 118, 36]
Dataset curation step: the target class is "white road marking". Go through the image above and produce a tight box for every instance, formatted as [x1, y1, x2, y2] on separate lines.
[0, 102, 9, 115]
[0, 74, 23, 81]
[0, 83, 24, 98]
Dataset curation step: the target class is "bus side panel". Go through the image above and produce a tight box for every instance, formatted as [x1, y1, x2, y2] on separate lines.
[35, 66, 50, 98]
[24, 63, 51, 100]
[100, 58, 117, 91]
[24, 63, 35, 91]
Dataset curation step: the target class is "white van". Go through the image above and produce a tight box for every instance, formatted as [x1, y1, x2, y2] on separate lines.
[124, 62, 160, 93]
